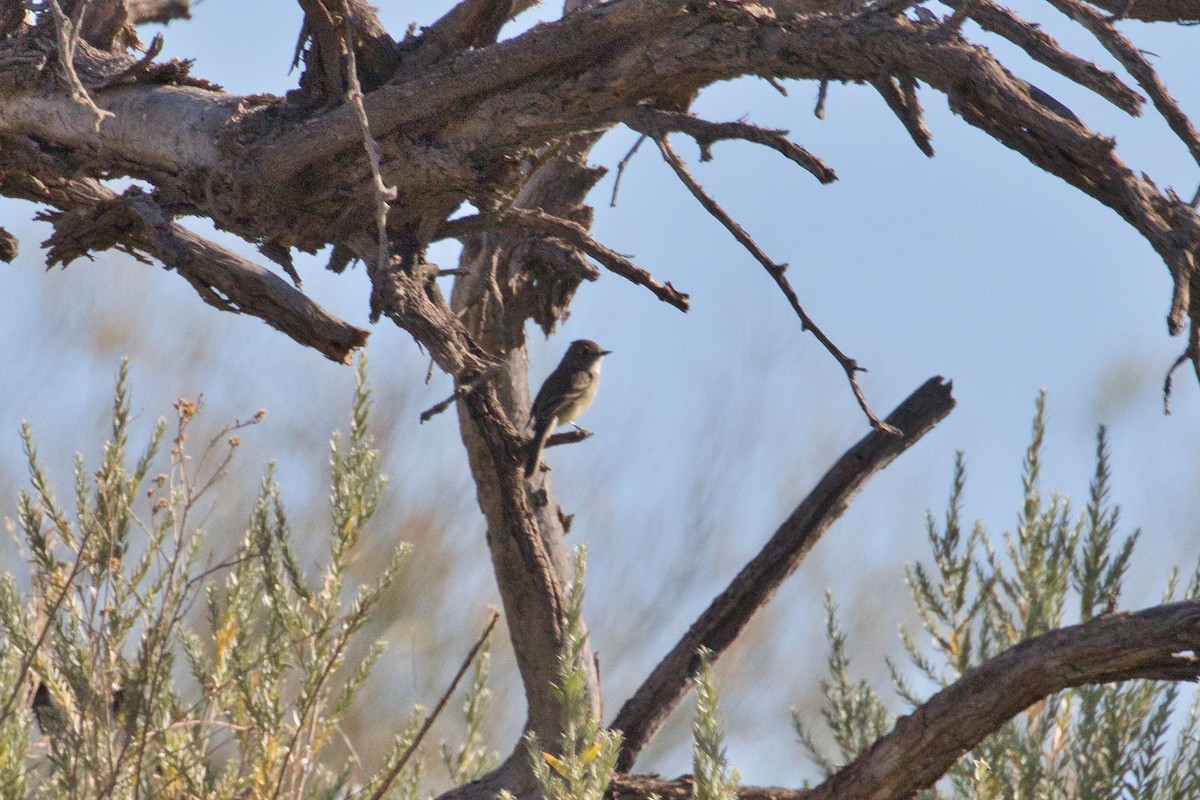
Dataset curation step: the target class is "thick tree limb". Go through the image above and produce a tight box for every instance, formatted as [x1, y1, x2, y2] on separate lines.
[612, 377, 956, 771]
[608, 600, 1200, 800]
[609, 775, 807, 800]
[248, 0, 687, 185]
[16, 173, 368, 362]
[122, 191, 369, 362]
[1081, 0, 1200, 21]
[1042, 0, 1200, 169]
[938, 0, 1142, 115]
[804, 600, 1200, 800]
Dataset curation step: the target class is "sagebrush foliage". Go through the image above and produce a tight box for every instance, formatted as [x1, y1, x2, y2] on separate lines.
[0, 360, 488, 799]
[2, 365, 1194, 800]
[797, 392, 1200, 799]
[525, 547, 623, 800]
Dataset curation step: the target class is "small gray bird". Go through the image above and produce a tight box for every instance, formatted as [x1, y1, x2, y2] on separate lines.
[525, 339, 611, 477]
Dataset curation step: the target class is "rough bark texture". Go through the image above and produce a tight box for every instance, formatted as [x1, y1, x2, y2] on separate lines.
[2, 1, 1199, 799]
[613, 377, 956, 771]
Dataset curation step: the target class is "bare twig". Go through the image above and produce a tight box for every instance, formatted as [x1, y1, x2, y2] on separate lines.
[627, 106, 836, 184]
[649, 134, 899, 434]
[46, 0, 114, 131]
[611, 377, 955, 770]
[366, 610, 500, 800]
[814, 79, 829, 119]
[437, 208, 688, 310]
[420, 364, 503, 422]
[1163, 322, 1200, 414]
[341, 6, 398, 273]
[871, 75, 934, 157]
[504, 207, 689, 311]
[610, 134, 648, 207]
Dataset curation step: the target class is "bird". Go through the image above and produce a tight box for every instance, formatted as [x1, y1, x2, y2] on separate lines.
[525, 339, 611, 477]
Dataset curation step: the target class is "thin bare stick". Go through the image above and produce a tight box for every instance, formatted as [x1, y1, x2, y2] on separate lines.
[366, 610, 500, 800]
[420, 364, 503, 422]
[650, 134, 899, 434]
[504, 207, 689, 311]
[1163, 322, 1200, 414]
[814, 79, 829, 119]
[610, 133, 647, 207]
[45, 0, 114, 131]
[611, 377, 954, 770]
[435, 209, 689, 311]
[341, 6, 397, 272]
[627, 106, 836, 184]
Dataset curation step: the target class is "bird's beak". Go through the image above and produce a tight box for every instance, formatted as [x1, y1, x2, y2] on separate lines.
[601, 349, 613, 356]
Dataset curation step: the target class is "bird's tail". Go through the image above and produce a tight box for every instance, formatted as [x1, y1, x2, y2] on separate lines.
[524, 420, 554, 477]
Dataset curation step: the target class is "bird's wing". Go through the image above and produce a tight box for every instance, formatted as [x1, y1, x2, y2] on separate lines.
[532, 369, 591, 420]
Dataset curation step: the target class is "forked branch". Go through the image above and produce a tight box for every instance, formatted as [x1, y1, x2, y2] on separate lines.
[625, 106, 837, 184]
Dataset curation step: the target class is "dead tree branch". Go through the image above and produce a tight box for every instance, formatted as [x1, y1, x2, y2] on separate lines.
[804, 600, 1200, 800]
[609, 599, 1200, 800]
[502, 207, 690, 311]
[643, 132, 899, 434]
[624, 106, 837, 183]
[870, 74, 934, 156]
[15, 171, 369, 362]
[1041, 0, 1200, 169]
[612, 377, 956, 771]
[938, 0, 1142, 114]
[341, 6, 397, 273]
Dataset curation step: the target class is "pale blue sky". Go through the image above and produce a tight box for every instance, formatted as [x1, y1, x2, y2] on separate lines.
[1, 0, 1198, 787]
